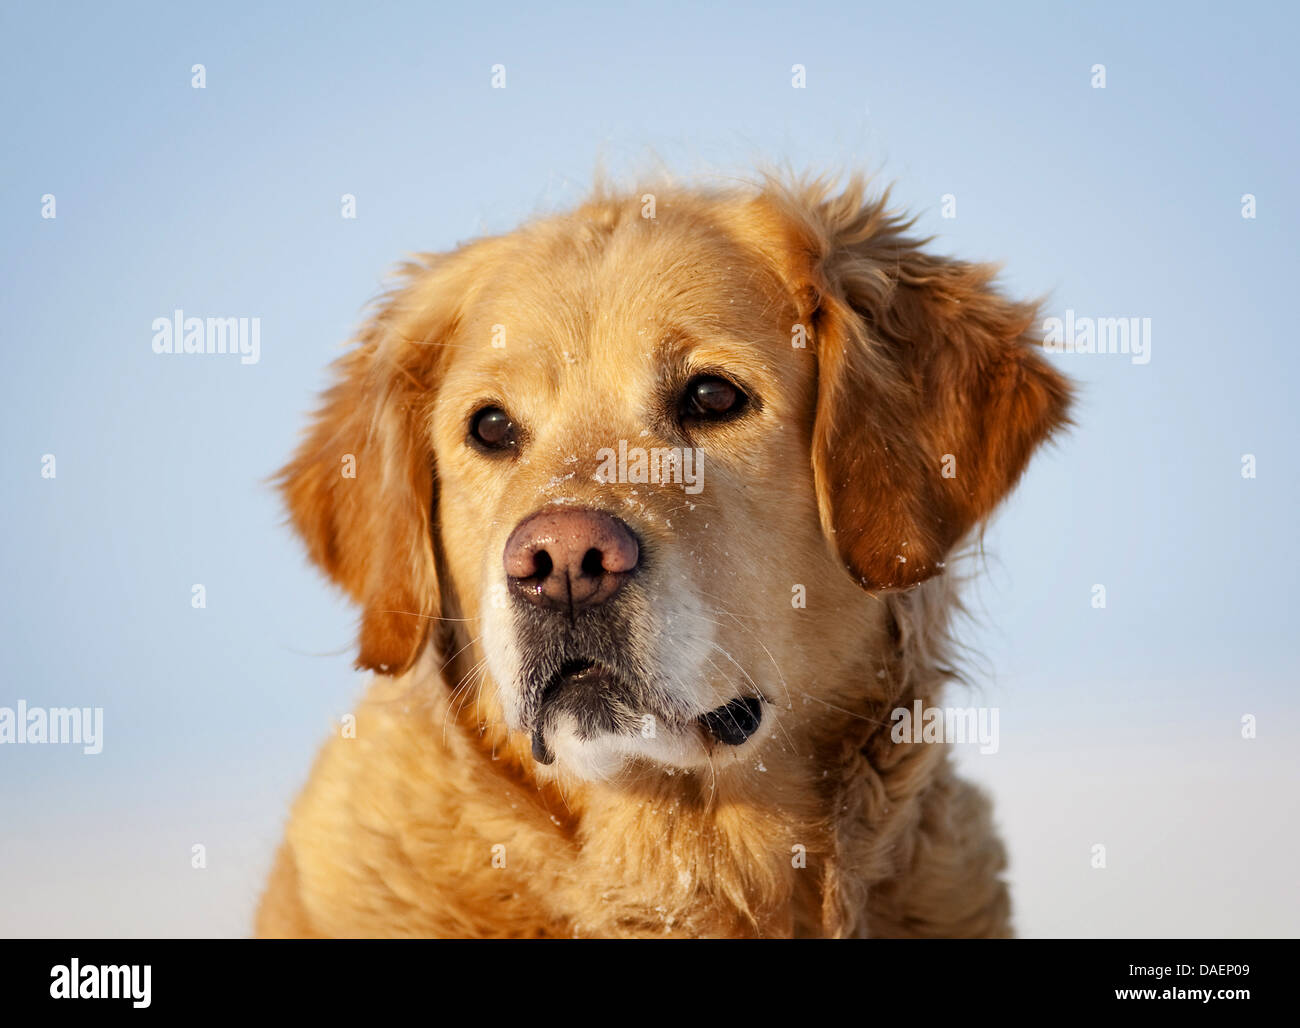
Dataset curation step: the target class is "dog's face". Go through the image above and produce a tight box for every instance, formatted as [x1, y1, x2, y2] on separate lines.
[281, 179, 1070, 783]
[431, 210, 842, 778]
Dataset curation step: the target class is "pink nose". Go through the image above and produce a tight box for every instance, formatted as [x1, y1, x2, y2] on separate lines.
[503, 508, 640, 614]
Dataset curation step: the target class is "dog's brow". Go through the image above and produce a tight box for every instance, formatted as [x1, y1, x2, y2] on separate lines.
[657, 326, 741, 370]
[657, 327, 694, 363]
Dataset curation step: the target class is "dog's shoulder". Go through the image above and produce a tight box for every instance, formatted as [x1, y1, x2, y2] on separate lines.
[257, 674, 570, 938]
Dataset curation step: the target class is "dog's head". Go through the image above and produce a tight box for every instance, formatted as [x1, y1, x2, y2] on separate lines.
[280, 177, 1070, 782]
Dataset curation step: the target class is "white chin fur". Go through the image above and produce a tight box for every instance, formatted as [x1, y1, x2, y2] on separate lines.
[478, 559, 720, 737]
[539, 713, 710, 781]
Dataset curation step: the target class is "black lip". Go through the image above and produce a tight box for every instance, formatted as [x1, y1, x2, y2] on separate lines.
[558, 658, 596, 679]
[698, 697, 763, 746]
[539, 659, 601, 707]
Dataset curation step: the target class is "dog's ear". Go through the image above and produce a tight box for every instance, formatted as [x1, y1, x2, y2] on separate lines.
[278, 255, 473, 674]
[757, 180, 1072, 590]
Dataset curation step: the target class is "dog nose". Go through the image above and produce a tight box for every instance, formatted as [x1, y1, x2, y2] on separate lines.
[503, 508, 640, 614]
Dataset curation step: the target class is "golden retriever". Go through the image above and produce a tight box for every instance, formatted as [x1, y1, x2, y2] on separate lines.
[257, 174, 1072, 938]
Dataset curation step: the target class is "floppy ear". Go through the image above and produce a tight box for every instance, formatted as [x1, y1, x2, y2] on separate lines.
[278, 256, 468, 674]
[763, 180, 1072, 590]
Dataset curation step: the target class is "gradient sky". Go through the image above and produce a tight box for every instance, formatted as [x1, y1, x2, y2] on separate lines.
[1, 1, 1296, 936]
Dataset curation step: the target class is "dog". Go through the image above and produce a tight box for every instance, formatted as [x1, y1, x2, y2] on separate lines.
[257, 174, 1072, 938]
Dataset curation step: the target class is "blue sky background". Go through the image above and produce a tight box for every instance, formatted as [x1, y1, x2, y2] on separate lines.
[1, 0, 1296, 936]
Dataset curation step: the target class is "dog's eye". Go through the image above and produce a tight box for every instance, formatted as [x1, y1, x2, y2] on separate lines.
[469, 406, 519, 453]
[681, 375, 747, 422]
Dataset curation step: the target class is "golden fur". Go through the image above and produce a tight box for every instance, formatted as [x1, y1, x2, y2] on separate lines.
[257, 174, 1071, 938]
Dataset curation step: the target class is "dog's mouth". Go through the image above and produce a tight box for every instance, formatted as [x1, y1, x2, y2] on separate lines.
[529, 658, 764, 765]
[531, 658, 610, 764]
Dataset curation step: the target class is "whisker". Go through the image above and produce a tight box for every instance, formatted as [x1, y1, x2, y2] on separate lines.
[378, 609, 483, 624]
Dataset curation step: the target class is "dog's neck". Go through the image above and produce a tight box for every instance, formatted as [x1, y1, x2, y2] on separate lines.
[421, 579, 959, 937]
